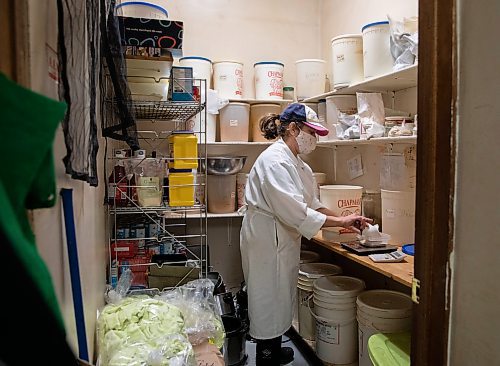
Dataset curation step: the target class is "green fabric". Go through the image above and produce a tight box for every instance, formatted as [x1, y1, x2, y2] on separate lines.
[0, 73, 67, 328]
[368, 332, 411, 366]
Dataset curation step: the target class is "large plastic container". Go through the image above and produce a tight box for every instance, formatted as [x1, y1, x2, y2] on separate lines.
[236, 173, 249, 209]
[115, 2, 168, 19]
[179, 56, 212, 89]
[312, 276, 365, 365]
[380, 153, 417, 191]
[362, 21, 393, 79]
[331, 34, 364, 88]
[295, 59, 326, 99]
[254, 62, 284, 100]
[319, 185, 363, 217]
[325, 95, 357, 140]
[213, 61, 244, 99]
[207, 174, 237, 213]
[357, 290, 412, 366]
[169, 170, 195, 207]
[250, 103, 281, 142]
[381, 190, 416, 244]
[168, 132, 198, 169]
[219, 102, 250, 142]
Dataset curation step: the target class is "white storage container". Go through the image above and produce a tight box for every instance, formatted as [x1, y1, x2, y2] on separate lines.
[207, 175, 237, 213]
[219, 102, 250, 142]
[254, 62, 284, 100]
[381, 190, 416, 244]
[115, 2, 168, 19]
[325, 95, 357, 140]
[320, 185, 363, 217]
[180, 56, 213, 92]
[331, 34, 364, 88]
[362, 21, 393, 79]
[295, 59, 326, 99]
[250, 103, 281, 142]
[213, 61, 244, 99]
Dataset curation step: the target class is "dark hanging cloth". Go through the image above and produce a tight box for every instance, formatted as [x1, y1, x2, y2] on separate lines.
[57, 0, 100, 186]
[99, 0, 140, 151]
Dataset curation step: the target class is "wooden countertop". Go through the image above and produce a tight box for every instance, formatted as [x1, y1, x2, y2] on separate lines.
[312, 233, 414, 288]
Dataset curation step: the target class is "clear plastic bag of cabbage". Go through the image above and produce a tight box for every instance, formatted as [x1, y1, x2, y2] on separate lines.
[97, 295, 195, 365]
[159, 279, 225, 348]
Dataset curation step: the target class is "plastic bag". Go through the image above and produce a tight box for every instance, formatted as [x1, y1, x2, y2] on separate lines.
[388, 15, 419, 70]
[105, 268, 134, 304]
[159, 279, 225, 348]
[357, 93, 385, 139]
[336, 112, 360, 140]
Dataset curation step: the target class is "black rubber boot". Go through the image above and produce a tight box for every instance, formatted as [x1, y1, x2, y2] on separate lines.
[256, 336, 282, 365]
[280, 346, 295, 365]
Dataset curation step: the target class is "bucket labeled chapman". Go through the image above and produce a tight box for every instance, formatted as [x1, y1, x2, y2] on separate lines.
[213, 61, 244, 99]
[254, 62, 284, 100]
[356, 290, 412, 366]
[319, 185, 363, 217]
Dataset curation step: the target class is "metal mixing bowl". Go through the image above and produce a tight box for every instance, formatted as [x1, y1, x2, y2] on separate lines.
[202, 156, 247, 175]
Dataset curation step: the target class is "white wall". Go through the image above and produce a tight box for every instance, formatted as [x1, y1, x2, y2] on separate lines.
[448, 0, 500, 364]
[28, 0, 106, 360]
[149, 0, 321, 98]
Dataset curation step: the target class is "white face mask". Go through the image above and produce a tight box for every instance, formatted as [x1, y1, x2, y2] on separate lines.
[295, 129, 317, 154]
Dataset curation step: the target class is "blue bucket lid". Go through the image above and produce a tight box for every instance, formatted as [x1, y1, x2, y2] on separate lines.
[402, 244, 415, 256]
[362, 21, 390, 32]
[254, 61, 284, 67]
[115, 2, 169, 18]
[180, 56, 212, 63]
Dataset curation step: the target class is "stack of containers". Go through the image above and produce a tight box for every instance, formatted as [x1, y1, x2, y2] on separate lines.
[168, 132, 198, 207]
[250, 103, 281, 142]
[356, 290, 413, 366]
[297, 263, 342, 341]
[312, 276, 366, 365]
[362, 21, 393, 79]
[254, 62, 284, 100]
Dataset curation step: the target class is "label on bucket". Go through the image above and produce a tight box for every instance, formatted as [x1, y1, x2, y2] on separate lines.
[229, 119, 239, 127]
[317, 319, 339, 345]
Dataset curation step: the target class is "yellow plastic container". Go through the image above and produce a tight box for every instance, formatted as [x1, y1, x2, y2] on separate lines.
[169, 171, 195, 207]
[169, 132, 198, 169]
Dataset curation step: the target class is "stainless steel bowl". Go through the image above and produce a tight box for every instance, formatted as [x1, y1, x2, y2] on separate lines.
[202, 156, 247, 175]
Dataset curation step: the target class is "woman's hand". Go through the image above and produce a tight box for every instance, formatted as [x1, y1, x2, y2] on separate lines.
[338, 214, 373, 233]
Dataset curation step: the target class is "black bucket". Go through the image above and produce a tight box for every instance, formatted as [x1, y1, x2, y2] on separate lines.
[222, 315, 248, 366]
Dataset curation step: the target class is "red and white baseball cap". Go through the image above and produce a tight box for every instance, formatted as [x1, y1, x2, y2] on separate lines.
[279, 103, 329, 136]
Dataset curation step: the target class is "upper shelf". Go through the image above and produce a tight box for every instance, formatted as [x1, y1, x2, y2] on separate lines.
[301, 64, 418, 103]
[228, 99, 293, 105]
[106, 99, 205, 122]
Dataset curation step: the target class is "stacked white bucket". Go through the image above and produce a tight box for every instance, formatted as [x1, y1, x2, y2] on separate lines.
[297, 263, 342, 341]
[312, 276, 366, 365]
[356, 290, 413, 366]
[180, 56, 216, 142]
[254, 62, 284, 100]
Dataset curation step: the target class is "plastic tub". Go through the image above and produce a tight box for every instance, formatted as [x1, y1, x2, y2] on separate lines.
[381, 190, 416, 244]
[325, 95, 357, 140]
[331, 34, 364, 88]
[179, 56, 212, 89]
[236, 173, 249, 209]
[207, 174, 237, 213]
[319, 185, 363, 217]
[297, 287, 316, 340]
[169, 171, 195, 207]
[362, 21, 393, 79]
[295, 59, 326, 99]
[250, 103, 281, 142]
[115, 2, 168, 19]
[254, 62, 284, 100]
[312, 172, 326, 200]
[219, 102, 250, 142]
[213, 61, 244, 99]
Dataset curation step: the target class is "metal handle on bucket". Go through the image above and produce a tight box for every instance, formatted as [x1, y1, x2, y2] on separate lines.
[307, 293, 356, 326]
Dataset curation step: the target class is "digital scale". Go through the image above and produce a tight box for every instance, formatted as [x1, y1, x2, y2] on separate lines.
[340, 241, 399, 255]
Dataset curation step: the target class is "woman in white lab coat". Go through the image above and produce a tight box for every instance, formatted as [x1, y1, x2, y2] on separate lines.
[240, 103, 371, 365]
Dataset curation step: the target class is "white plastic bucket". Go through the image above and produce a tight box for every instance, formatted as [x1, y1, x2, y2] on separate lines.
[207, 174, 237, 213]
[295, 59, 326, 99]
[213, 61, 244, 99]
[219, 102, 250, 142]
[356, 290, 412, 366]
[312, 172, 326, 200]
[297, 288, 316, 340]
[299, 263, 343, 280]
[115, 2, 168, 19]
[381, 190, 416, 244]
[362, 21, 393, 79]
[331, 34, 364, 88]
[236, 173, 249, 209]
[300, 250, 321, 264]
[188, 112, 216, 143]
[319, 185, 363, 217]
[180, 56, 213, 91]
[380, 152, 417, 191]
[250, 103, 281, 142]
[254, 62, 284, 100]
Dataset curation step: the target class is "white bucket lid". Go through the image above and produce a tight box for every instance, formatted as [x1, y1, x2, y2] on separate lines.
[251, 103, 281, 108]
[356, 290, 412, 318]
[295, 59, 326, 64]
[320, 185, 363, 190]
[325, 94, 357, 101]
[330, 34, 362, 43]
[299, 263, 342, 278]
[300, 250, 321, 263]
[226, 102, 250, 107]
[313, 275, 365, 296]
[213, 60, 244, 65]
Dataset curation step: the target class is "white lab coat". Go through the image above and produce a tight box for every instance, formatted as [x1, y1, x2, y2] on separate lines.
[240, 139, 326, 339]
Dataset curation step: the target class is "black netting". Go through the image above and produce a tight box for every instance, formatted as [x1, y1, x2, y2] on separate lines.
[99, 0, 139, 151]
[57, 0, 100, 186]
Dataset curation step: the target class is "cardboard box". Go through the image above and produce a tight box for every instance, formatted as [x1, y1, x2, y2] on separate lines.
[148, 264, 200, 289]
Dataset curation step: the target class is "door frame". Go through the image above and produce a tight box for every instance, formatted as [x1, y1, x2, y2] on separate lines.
[412, 0, 456, 364]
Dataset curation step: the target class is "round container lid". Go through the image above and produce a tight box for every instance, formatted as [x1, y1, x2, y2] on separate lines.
[362, 21, 390, 32]
[283, 86, 294, 91]
[213, 60, 244, 65]
[314, 275, 365, 296]
[320, 184, 363, 190]
[295, 59, 326, 63]
[179, 56, 212, 63]
[357, 290, 412, 313]
[115, 2, 169, 18]
[331, 33, 363, 43]
[299, 263, 342, 278]
[225, 102, 250, 107]
[250, 103, 281, 108]
[254, 61, 284, 67]
[300, 250, 321, 263]
[402, 244, 415, 256]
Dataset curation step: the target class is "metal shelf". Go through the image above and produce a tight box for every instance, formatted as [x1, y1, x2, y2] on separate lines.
[228, 98, 293, 105]
[108, 204, 206, 215]
[317, 135, 417, 147]
[106, 99, 205, 121]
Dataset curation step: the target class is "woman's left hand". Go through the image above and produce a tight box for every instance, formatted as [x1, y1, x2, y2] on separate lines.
[339, 214, 373, 233]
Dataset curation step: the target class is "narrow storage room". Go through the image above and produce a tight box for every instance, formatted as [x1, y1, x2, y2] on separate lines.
[1, 0, 499, 365]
